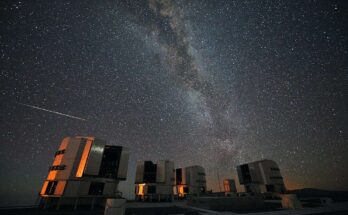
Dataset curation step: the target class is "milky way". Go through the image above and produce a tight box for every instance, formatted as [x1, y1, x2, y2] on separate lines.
[0, 0, 347, 206]
[128, 0, 243, 166]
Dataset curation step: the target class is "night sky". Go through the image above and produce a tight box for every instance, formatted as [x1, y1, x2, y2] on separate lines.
[1, 0, 347, 206]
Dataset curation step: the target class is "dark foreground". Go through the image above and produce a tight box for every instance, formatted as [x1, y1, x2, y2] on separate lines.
[1, 206, 348, 215]
[1, 200, 348, 215]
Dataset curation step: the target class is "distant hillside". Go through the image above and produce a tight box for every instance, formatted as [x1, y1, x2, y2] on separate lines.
[288, 188, 348, 202]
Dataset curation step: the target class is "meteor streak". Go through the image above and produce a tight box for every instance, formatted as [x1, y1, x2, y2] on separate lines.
[16, 102, 87, 121]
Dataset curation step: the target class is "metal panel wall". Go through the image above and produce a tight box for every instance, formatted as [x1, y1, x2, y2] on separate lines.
[117, 147, 129, 180]
[104, 182, 117, 196]
[135, 161, 144, 183]
[63, 181, 81, 197]
[84, 139, 106, 176]
[165, 161, 175, 186]
[156, 160, 165, 183]
[78, 181, 90, 196]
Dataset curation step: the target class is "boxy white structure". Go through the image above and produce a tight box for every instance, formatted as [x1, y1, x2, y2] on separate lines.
[39, 136, 129, 209]
[237, 159, 286, 194]
[175, 165, 206, 198]
[134, 160, 175, 201]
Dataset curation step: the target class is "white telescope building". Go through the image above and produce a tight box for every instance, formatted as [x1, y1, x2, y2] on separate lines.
[237, 159, 286, 194]
[134, 160, 175, 201]
[38, 136, 129, 209]
[175, 165, 206, 198]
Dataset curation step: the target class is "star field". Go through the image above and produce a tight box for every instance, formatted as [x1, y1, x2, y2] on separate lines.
[0, 0, 347, 206]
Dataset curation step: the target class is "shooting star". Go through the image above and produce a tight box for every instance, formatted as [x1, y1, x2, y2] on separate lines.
[16, 102, 87, 121]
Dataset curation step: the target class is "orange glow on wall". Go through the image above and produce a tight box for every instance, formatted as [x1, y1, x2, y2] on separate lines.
[52, 154, 63, 166]
[137, 183, 145, 196]
[59, 137, 70, 150]
[223, 180, 230, 192]
[40, 181, 49, 195]
[54, 181, 66, 195]
[177, 185, 185, 197]
[47, 170, 58, 180]
[76, 139, 93, 177]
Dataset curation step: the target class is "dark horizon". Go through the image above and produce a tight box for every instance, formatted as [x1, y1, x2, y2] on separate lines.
[1, 0, 347, 207]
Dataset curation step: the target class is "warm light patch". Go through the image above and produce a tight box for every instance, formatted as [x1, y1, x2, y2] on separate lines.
[76, 139, 93, 177]
[223, 180, 230, 192]
[47, 170, 57, 180]
[54, 181, 66, 195]
[137, 183, 145, 196]
[59, 137, 70, 150]
[178, 185, 185, 197]
[40, 181, 49, 195]
[52, 154, 63, 166]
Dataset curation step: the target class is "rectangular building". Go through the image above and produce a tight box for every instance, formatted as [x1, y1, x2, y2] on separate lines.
[135, 160, 175, 201]
[39, 136, 129, 209]
[237, 159, 285, 194]
[176, 165, 206, 198]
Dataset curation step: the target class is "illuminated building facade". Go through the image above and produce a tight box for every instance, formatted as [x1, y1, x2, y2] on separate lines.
[223, 179, 237, 194]
[39, 136, 129, 209]
[175, 165, 206, 198]
[237, 159, 286, 194]
[134, 160, 175, 201]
